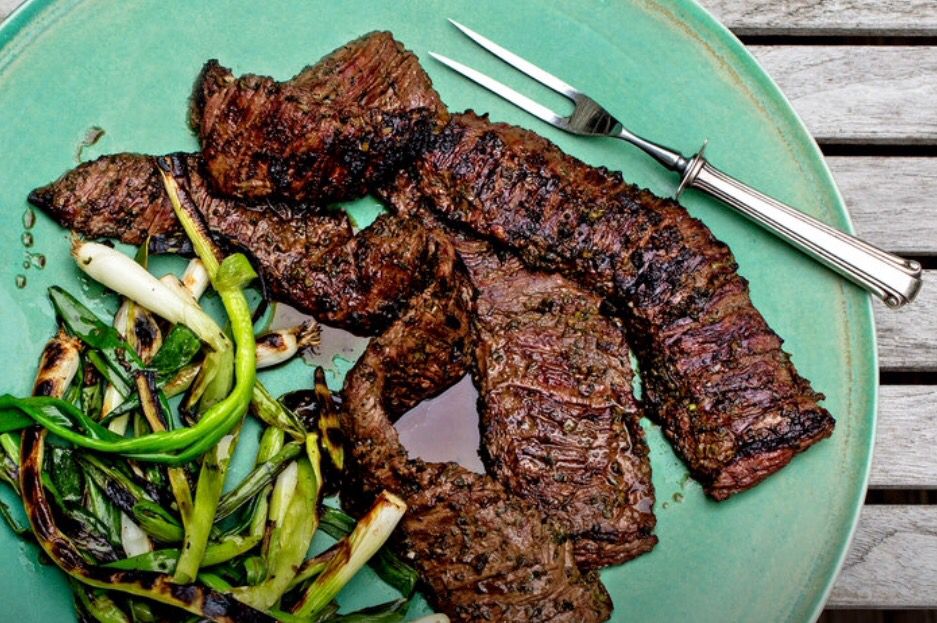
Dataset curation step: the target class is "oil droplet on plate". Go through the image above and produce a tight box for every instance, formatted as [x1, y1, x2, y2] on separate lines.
[22, 259, 30, 270]
[21, 232, 34, 247]
[29, 253, 46, 269]
[672, 492, 684, 503]
[15, 275, 26, 289]
[661, 501, 670, 510]
[22, 208, 35, 230]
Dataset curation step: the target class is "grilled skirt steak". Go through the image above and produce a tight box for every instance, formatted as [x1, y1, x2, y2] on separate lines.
[340, 274, 613, 622]
[384, 179, 657, 568]
[388, 111, 835, 501]
[28, 153, 457, 336]
[288, 31, 449, 125]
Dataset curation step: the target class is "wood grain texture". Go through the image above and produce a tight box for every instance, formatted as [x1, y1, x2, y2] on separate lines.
[749, 46, 937, 145]
[876, 270, 937, 372]
[871, 386, 937, 489]
[0, 0, 19, 22]
[829, 157, 937, 255]
[829, 506, 937, 608]
[704, 0, 937, 37]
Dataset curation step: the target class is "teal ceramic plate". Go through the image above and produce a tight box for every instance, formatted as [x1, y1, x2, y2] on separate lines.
[0, 1, 876, 621]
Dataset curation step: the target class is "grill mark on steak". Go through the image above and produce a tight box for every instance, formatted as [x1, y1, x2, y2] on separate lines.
[289, 31, 449, 125]
[383, 176, 657, 568]
[28, 152, 455, 336]
[340, 274, 613, 623]
[389, 111, 835, 501]
[192, 59, 434, 204]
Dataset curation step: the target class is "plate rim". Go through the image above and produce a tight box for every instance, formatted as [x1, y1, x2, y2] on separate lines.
[0, 1, 879, 622]
[640, 2, 879, 619]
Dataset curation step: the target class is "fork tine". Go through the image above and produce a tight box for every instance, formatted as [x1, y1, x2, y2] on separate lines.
[429, 52, 569, 129]
[448, 19, 580, 100]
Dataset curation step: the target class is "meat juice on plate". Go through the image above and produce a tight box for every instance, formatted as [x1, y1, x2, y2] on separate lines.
[274, 303, 484, 473]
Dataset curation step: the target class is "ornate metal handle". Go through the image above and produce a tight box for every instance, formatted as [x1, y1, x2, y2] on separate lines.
[679, 154, 922, 308]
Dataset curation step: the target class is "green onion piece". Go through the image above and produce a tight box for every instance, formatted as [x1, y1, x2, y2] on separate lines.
[318, 507, 419, 597]
[231, 452, 319, 611]
[71, 581, 132, 623]
[214, 441, 301, 522]
[131, 501, 183, 544]
[291, 491, 406, 617]
[325, 598, 411, 623]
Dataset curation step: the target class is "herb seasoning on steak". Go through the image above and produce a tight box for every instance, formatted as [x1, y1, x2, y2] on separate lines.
[390, 111, 835, 500]
[340, 275, 613, 622]
[28, 153, 457, 336]
[384, 178, 657, 568]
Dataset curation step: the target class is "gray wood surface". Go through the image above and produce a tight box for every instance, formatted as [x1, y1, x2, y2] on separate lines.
[707, 0, 937, 36]
[0, 0, 18, 21]
[750, 46, 937, 145]
[831, 157, 937, 256]
[876, 271, 937, 372]
[871, 386, 937, 489]
[3, 0, 935, 614]
[828, 506, 937, 608]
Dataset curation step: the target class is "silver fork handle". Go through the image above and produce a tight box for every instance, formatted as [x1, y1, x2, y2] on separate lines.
[679, 154, 922, 308]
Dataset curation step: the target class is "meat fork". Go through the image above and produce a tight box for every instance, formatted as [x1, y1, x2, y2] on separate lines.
[431, 20, 922, 308]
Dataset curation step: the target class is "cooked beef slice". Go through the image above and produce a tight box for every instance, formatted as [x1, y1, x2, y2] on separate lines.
[390, 111, 835, 500]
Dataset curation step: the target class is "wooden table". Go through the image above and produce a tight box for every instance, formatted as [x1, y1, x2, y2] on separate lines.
[2, 0, 935, 617]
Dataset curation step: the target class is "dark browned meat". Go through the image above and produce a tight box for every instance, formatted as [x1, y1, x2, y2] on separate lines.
[390, 111, 835, 501]
[28, 153, 456, 336]
[384, 178, 656, 568]
[290, 31, 449, 125]
[340, 274, 612, 622]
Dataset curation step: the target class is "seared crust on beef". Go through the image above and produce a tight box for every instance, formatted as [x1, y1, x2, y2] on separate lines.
[341, 276, 613, 622]
[290, 31, 449, 125]
[192, 60, 434, 204]
[391, 111, 835, 500]
[28, 153, 455, 336]
[384, 177, 657, 568]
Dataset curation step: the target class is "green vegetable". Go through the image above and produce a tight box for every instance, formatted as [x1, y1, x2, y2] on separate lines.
[130, 501, 183, 544]
[325, 598, 410, 623]
[231, 451, 320, 611]
[319, 506, 419, 597]
[148, 325, 201, 380]
[292, 491, 406, 617]
[71, 581, 132, 623]
[174, 426, 241, 583]
[214, 441, 302, 522]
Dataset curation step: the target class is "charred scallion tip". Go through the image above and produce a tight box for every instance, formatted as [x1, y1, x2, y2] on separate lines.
[32, 329, 82, 399]
[318, 506, 419, 598]
[254, 321, 320, 369]
[291, 491, 407, 617]
[181, 258, 210, 301]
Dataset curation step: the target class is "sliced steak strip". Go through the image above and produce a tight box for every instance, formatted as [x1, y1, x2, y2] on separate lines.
[28, 153, 455, 336]
[384, 178, 656, 568]
[391, 111, 835, 500]
[290, 31, 449, 125]
[192, 60, 434, 204]
[340, 275, 613, 622]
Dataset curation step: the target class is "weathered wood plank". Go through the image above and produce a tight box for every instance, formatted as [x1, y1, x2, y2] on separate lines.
[0, 0, 19, 22]
[749, 46, 937, 145]
[871, 386, 937, 489]
[829, 157, 937, 256]
[876, 270, 937, 372]
[829, 506, 937, 608]
[704, 0, 937, 37]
